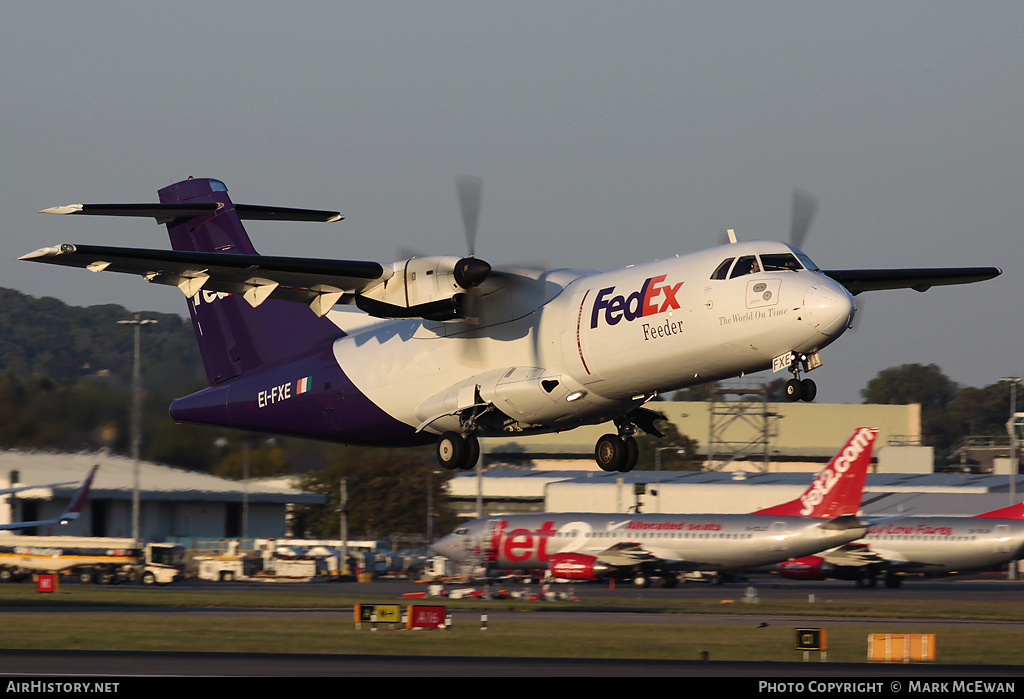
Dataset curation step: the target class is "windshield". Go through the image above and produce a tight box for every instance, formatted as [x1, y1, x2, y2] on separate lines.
[793, 250, 820, 271]
[730, 256, 760, 277]
[760, 253, 803, 272]
[150, 545, 185, 568]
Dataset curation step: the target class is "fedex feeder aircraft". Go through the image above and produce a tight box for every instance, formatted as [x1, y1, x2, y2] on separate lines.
[431, 428, 876, 587]
[20, 178, 1000, 471]
[777, 499, 1024, 588]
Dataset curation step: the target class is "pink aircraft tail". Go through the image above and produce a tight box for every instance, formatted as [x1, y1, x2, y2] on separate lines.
[975, 500, 1024, 520]
[753, 427, 877, 519]
[59, 465, 98, 522]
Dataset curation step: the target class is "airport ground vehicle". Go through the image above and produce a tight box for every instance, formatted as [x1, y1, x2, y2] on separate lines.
[190, 538, 400, 581]
[0, 536, 183, 585]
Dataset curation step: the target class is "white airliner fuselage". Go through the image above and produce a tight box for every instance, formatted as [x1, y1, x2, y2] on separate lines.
[335, 241, 853, 439]
[779, 506, 1024, 587]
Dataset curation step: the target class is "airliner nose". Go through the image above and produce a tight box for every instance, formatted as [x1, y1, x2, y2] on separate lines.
[803, 281, 855, 340]
[429, 535, 449, 557]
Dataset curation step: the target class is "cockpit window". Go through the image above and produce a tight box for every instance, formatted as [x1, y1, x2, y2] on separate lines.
[794, 251, 820, 271]
[760, 253, 803, 272]
[454, 528, 468, 536]
[730, 255, 760, 278]
[711, 258, 734, 280]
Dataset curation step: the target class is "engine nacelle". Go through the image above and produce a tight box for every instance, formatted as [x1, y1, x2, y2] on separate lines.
[777, 555, 828, 580]
[356, 255, 490, 321]
[549, 552, 614, 581]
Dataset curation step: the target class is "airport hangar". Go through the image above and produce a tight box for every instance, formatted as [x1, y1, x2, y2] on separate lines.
[447, 399, 1023, 520]
[0, 450, 324, 542]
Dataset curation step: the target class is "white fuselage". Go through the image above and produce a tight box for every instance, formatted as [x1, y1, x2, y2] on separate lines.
[433, 512, 866, 574]
[859, 517, 1024, 574]
[331, 241, 854, 436]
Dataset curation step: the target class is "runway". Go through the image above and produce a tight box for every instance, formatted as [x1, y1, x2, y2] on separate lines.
[1, 575, 1022, 678]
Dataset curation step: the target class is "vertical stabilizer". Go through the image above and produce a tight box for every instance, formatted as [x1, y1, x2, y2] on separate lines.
[975, 500, 1024, 520]
[753, 427, 877, 518]
[158, 178, 342, 384]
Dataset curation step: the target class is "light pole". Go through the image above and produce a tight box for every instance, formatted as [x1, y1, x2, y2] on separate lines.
[1001, 377, 1021, 504]
[427, 469, 441, 545]
[1002, 376, 1022, 582]
[118, 315, 156, 542]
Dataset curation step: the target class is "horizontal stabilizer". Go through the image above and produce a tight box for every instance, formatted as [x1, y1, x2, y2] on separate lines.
[41, 202, 344, 223]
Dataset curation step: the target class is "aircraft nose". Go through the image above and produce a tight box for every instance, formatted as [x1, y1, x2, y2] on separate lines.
[430, 533, 458, 558]
[429, 535, 448, 557]
[803, 281, 855, 340]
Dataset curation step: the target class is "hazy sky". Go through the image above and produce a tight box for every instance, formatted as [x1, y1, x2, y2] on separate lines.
[2, 2, 1020, 404]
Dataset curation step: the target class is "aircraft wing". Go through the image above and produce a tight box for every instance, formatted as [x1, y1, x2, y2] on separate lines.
[592, 543, 721, 572]
[590, 542, 660, 567]
[0, 481, 76, 496]
[0, 465, 97, 531]
[819, 543, 887, 568]
[19, 244, 388, 315]
[821, 267, 1001, 295]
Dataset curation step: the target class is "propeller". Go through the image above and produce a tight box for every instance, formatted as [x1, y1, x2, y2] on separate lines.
[790, 188, 819, 250]
[456, 175, 483, 258]
[453, 176, 491, 327]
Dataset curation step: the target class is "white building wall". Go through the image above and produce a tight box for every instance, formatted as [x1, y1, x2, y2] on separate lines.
[545, 481, 804, 514]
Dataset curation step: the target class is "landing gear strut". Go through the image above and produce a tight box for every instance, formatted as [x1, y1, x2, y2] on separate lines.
[436, 431, 480, 470]
[783, 351, 821, 402]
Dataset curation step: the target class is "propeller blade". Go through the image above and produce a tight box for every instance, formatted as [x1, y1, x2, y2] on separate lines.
[455, 175, 483, 257]
[790, 188, 819, 250]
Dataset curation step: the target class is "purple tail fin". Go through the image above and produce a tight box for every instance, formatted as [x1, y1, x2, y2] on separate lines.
[158, 178, 343, 384]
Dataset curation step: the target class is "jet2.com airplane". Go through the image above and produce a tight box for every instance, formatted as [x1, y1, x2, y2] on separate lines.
[21, 177, 1000, 472]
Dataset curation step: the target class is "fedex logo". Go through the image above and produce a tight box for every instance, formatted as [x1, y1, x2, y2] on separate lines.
[590, 274, 683, 329]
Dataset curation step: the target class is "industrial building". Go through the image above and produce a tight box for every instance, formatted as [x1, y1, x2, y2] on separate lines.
[0, 450, 324, 542]
[482, 398, 931, 471]
[448, 397, 1022, 520]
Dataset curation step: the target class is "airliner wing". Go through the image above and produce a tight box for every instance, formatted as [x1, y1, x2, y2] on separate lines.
[0, 481, 75, 496]
[594, 543, 720, 572]
[821, 267, 1001, 295]
[819, 543, 887, 568]
[591, 542, 659, 566]
[19, 244, 388, 314]
[0, 465, 97, 531]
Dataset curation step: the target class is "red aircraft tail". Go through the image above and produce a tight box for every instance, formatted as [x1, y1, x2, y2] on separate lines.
[974, 500, 1024, 520]
[753, 427, 877, 519]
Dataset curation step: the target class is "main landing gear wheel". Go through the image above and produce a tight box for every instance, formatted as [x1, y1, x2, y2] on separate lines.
[595, 434, 639, 472]
[436, 431, 480, 470]
[785, 377, 817, 402]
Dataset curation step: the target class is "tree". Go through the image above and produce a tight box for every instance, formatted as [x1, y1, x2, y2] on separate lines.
[290, 445, 459, 544]
[634, 419, 701, 471]
[861, 363, 960, 450]
[947, 383, 1016, 438]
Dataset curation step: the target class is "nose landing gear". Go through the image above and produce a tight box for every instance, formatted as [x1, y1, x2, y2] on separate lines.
[783, 351, 822, 402]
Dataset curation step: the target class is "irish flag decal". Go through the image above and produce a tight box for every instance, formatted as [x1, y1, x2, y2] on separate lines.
[296, 376, 313, 395]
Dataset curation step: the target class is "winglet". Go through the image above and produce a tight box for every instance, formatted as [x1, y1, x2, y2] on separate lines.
[974, 500, 1024, 520]
[752, 428, 877, 518]
[57, 465, 98, 523]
